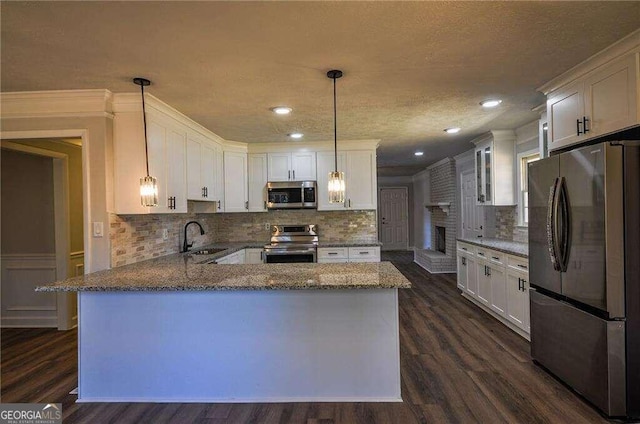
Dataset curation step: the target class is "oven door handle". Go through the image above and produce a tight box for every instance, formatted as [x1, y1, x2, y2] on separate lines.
[265, 250, 316, 255]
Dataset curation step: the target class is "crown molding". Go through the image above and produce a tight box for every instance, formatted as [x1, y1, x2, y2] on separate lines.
[538, 29, 640, 95]
[248, 139, 380, 153]
[0, 89, 113, 119]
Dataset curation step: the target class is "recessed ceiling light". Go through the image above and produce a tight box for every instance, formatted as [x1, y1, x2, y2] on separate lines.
[480, 99, 502, 108]
[444, 127, 461, 134]
[288, 133, 303, 139]
[414, 151, 424, 156]
[272, 106, 292, 115]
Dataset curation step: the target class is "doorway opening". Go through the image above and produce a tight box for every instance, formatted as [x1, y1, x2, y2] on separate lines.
[1, 138, 84, 330]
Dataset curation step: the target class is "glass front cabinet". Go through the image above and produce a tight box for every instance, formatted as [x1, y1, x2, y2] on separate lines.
[473, 130, 516, 206]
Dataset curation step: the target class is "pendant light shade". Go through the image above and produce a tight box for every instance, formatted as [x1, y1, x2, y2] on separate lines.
[134, 77, 158, 207]
[327, 69, 346, 204]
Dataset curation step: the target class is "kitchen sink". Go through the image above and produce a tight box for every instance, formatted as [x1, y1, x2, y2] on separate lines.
[190, 248, 227, 255]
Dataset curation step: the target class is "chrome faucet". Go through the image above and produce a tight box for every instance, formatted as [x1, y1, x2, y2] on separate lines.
[183, 221, 205, 252]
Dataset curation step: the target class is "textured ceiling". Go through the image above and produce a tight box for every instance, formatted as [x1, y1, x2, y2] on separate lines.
[2, 2, 639, 176]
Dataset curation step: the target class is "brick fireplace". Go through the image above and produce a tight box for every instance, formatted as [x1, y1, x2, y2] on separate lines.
[414, 158, 457, 274]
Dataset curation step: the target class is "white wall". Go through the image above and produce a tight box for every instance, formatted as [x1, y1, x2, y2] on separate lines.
[411, 169, 431, 250]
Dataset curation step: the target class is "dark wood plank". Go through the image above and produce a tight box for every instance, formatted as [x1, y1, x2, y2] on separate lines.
[1, 252, 611, 423]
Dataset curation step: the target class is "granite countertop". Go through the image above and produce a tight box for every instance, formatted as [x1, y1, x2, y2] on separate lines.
[456, 237, 528, 258]
[36, 250, 411, 292]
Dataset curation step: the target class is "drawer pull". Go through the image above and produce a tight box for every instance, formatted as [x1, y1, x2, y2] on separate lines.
[492, 256, 499, 260]
[328, 252, 338, 255]
[478, 252, 485, 256]
[462, 247, 467, 251]
[516, 264, 528, 269]
[359, 251, 370, 255]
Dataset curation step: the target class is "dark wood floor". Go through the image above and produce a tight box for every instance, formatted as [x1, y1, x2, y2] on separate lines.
[1, 252, 611, 423]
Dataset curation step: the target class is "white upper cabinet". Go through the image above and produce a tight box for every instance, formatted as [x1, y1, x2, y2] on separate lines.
[186, 134, 221, 204]
[316, 150, 377, 211]
[345, 150, 377, 210]
[248, 153, 268, 212]
[473, 130, 516, 206]
[267, 152, 316, 181]
[113, 100, 187, 215]
[223, 151, 248, 213]
[541, 32, 639, 152]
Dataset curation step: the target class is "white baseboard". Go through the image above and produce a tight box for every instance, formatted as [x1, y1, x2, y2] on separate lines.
[77, 396, 404, 403]
[1, 316, 58, 328]
[461, 292, 530, 341]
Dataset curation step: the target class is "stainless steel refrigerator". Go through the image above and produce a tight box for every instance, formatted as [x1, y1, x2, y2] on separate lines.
[528, 141, 639, 419]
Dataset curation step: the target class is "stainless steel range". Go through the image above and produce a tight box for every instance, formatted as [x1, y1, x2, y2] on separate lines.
[263, 225, 318, 263]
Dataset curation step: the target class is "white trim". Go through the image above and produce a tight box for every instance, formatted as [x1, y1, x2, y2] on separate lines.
[0, 89, 113, 118]
[516, 148, 540, 227]
[454, 148, 474, 164]
[411, 167, 429, 181]
[378, 187, 409, 251]
[538, 29, 640, 95]
[70, 251, 84, 259]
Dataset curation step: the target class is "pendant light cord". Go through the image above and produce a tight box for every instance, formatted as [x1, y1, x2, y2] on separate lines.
[140, 83, 150, 177]
[332, 75, 337, 172]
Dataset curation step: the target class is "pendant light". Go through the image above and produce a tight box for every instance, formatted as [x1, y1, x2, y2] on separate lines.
[327, 69, 346, 203]
[134, 77, 158, 207]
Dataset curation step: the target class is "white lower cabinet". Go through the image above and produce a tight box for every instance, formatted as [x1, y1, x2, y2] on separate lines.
[317, 246, 380, 263]
[456, 242, 530, 338]
[245, 248, 264, 264]
[216, 250, 246, 264]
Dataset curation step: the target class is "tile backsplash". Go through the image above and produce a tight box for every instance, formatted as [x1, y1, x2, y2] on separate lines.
[492, 206, 528, 243]
[110, 206, 377, 267]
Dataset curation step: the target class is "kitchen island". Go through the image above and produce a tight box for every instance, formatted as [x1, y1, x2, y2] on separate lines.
[37, 254, 411, 403]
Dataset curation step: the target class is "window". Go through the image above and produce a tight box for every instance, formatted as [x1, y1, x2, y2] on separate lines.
[518, 150, 540, 226]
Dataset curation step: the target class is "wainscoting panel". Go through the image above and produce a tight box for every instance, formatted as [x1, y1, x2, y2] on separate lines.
[1, 254, 58, 327]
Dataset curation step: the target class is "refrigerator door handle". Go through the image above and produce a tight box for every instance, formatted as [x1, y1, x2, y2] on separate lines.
[547, 178, 562, 271]
[557, 177, 571, 272]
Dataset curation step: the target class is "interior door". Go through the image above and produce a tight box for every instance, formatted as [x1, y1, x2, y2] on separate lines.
[461, 169, 483, 238]
[378, 187, 408, 250]
[528, 155, 561, 294]
[559, 143, 607, 312]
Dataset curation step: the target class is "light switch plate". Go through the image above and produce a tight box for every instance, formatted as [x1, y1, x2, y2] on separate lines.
[93, 222, 104, 238]
[264, 223, 270, 230]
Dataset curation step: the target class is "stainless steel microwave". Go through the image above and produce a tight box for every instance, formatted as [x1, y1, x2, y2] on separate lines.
[267, 181, 317, 209]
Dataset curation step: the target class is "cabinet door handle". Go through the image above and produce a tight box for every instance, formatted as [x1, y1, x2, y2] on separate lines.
[462, 257, 466, 266]
[264, 200, 267, 210]
[293, 170, 295, 180]
[288, 170, 291, 180]
[217, 200, 221, 210]
[522, 279, 527, 291]
[518, 277, 522, 291]
[576, 118, 583, 136]
[486, 267, 491, 277]
[583, 116, 590, 133]
[205, 187, 208, 197]
[245, 201, 249, 210]
[348, 199, 351, 208]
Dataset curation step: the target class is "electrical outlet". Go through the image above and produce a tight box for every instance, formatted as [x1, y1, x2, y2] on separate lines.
[162, 229, 169, 240]
[264, 223, 270, 230]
